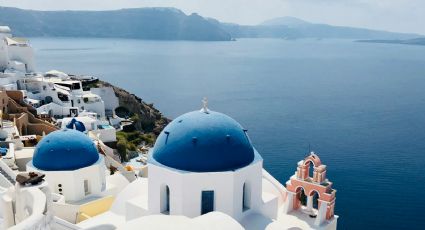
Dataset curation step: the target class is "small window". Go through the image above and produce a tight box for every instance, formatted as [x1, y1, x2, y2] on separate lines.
[161, 185, 170, 214]
[84, 180, 90, 195]
[243, 183, 251, 211]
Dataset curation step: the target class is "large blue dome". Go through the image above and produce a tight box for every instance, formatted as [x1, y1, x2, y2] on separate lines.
[33, 129, 99, 171]
[152, 110, 255, 172]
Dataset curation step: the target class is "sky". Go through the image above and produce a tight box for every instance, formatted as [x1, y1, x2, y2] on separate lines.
[0, 0, 424, 34]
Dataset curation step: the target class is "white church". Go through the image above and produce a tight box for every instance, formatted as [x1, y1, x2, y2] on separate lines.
[0, 102, 338, 229]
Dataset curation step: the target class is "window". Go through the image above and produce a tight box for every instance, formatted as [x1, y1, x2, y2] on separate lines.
[201, 191, 214, 215]
[57, 92, 69, 102]
[58, 184, 63, 195]
[243, 183, 251, 211]
[161, 185, 170, 214]
[84, 180, 90, 195]
[72, 82, 81, 90]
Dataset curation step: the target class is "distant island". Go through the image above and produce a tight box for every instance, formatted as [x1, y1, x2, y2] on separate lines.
[218, 16, 422, 40]
[0, 7, 231, 41]
[0, 7, 422, 41]
[357, 37, 425, 46]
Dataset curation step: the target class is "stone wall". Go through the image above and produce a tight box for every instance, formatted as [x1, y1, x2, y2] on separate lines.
[3, 90, 58, 136]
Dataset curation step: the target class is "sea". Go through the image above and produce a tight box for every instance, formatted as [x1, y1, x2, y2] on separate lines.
[30, 37, 425, 230]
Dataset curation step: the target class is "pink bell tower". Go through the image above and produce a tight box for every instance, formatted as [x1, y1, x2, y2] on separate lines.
[283, 152, 337, 226]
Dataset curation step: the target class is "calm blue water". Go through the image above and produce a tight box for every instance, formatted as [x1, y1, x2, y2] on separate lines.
[30, 38, 425, 229]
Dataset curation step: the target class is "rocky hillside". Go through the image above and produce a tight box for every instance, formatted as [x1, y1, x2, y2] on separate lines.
[96, 80, 170, 136]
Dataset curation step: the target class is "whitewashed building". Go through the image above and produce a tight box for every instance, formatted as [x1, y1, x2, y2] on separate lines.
[0, 26, 35, 90]
[19, 74, 107, 119]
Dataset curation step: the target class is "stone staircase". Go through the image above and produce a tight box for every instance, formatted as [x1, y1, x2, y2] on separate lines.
[0, 167, 15, 184]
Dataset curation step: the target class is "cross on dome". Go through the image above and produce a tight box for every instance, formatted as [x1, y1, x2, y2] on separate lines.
[200, 97, 210, 113]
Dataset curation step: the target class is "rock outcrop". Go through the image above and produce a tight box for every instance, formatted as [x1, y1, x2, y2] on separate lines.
[96, 80, 170, 136]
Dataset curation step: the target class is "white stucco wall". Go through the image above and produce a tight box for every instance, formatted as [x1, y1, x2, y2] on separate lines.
[91, 87, 119, 114]
[37, 103, 78, 117]
[0, 36, 9, 72]
[26, 156, 107, 202]
[81, 100, 105, 118]
[7, 45, 35, 73]
[148, 155, 264, 221]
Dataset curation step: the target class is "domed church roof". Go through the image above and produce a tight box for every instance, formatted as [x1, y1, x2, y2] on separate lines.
[0, 129, 8, 141]
[66, 118, 86, 132]
[32, 129, 99, 171]
[152, 110, 255, 172]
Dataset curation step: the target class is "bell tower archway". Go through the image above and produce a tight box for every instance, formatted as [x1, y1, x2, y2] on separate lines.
[283, 152, 336, 226]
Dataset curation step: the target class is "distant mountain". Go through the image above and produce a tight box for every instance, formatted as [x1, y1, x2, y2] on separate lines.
[261, 17, 310, 27]
[357, 38, 425, 46]
[220, 17, 421, 40]
[0, 7, 421, 41]
[0, 7, 232, 41]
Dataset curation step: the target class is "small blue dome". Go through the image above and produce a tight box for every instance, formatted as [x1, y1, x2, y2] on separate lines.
[33, 129, 99, 171]
[66, 118, 86, 132]
[152, 110, 254, 172]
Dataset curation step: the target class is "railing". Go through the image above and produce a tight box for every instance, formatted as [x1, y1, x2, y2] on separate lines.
[262, 169, 287, 203]
[90, 136, 136, 182]
[53, 216, 82, 230]
[9, 213, 47, 230]
[51, 192, 66, 203]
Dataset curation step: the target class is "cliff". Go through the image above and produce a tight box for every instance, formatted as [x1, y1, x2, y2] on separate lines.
[95, 80, 170, 136]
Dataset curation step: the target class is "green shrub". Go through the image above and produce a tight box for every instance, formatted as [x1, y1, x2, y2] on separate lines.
[116, 140, 128, 162]
[116, 131, 155, 152]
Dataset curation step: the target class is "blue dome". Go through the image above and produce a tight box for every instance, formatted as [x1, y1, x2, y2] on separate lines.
[33, 129, 99, 171]
[66, 118, 86, 132]
[152, 110, 255, 172]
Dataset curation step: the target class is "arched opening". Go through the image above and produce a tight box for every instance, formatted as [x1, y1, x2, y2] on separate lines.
[160, 185, 170, 214]
[307, 161, 315, 179]
[309, 190, 320, 210]
[242, 182, 251, 211]
[296, 187, 307, 209]
[201, 190, 214, 215]
[45, 96, 53, 104]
